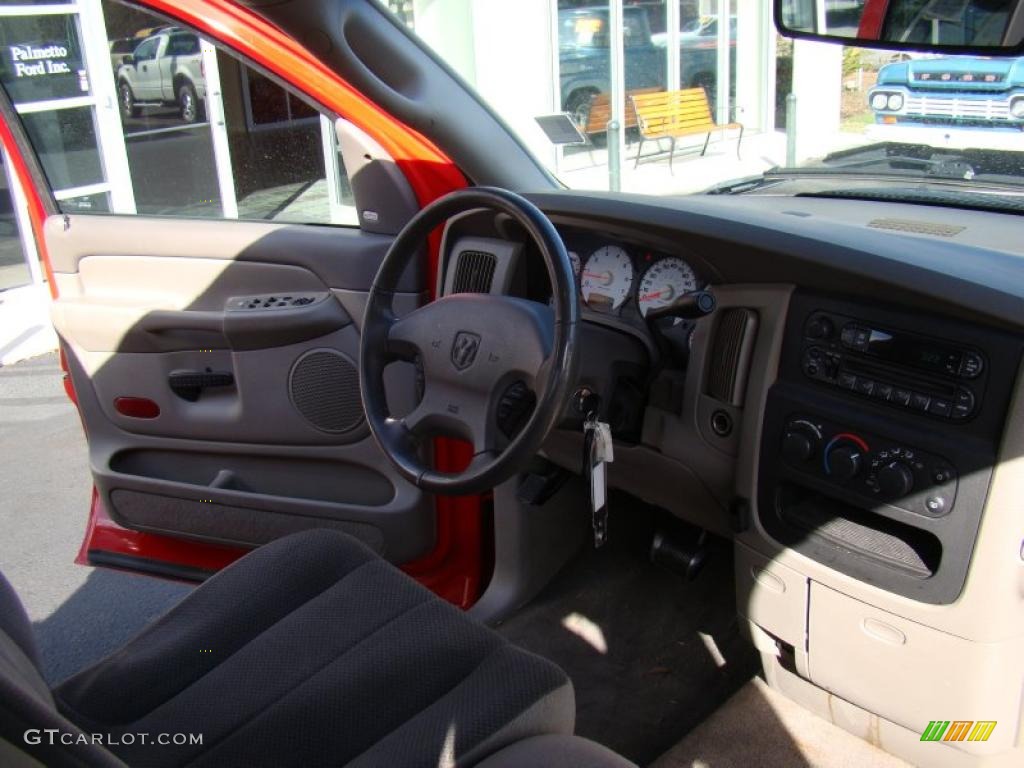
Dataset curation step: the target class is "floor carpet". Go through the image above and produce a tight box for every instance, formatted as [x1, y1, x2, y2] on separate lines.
[496, 500, 759, 765]
[651, 677, 913, 768]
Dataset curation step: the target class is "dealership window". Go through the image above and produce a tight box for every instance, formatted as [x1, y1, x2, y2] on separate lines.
[0, 0, 358, 226]
[0, 151, 32, 290]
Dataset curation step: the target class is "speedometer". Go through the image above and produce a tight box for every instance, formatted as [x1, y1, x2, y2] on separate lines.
[581, 245, 634, 312]
[637, 257, 699, 317]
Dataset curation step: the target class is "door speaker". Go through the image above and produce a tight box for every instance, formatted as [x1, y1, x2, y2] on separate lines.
[289, 349, 364, 434]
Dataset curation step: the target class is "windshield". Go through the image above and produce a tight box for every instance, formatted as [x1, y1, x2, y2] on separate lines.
[381, 0, 1024, 209]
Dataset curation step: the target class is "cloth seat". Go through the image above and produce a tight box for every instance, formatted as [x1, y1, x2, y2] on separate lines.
[0, 530, 578, 767]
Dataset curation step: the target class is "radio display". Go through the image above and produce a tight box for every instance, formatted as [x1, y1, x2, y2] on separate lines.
[865, 329, 962, 375]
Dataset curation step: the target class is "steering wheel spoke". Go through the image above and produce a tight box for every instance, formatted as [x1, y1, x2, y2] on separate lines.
[385, 310, 423, 362]
[401, 382, 498, 451]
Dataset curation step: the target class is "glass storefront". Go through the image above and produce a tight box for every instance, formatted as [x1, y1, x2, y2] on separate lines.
[0, 152, 29, 291]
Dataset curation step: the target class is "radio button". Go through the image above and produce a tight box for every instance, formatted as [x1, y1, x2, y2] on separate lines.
[909, 393, 931, 411]
[838, 372, 857, 390]
[959, 352, 983, 379]
[928, 399, 952, 417]
[951, 389, 976, 420]
[855, 378, 875, 396]
[873, 383, 893, 401]
[891, 388, 912, 406]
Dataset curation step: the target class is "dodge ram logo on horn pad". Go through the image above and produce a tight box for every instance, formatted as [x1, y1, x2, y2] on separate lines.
[451, 331, 481, 370]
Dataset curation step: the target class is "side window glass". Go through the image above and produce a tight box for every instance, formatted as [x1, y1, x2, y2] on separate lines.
[0, 1, 358, 226]
[132, 38, 158, 61]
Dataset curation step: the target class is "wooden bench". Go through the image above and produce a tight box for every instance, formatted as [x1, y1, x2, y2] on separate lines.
[578, 88, 658, 137]
[630, 88, 743, 170]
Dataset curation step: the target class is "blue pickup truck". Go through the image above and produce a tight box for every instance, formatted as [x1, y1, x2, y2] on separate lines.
[868, 56, 1024, 131]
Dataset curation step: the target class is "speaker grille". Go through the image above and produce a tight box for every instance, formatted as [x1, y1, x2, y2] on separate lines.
[707, 308, 758, 406]
[289, 350, 364, 433]
[452, 250, 497, 293]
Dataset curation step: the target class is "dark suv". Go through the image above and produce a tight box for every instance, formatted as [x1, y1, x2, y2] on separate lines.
[558, 6, 665, 123]
[558, 7, 736, 124]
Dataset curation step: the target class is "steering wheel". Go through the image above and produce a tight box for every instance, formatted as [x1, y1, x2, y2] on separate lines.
[360, 188, 580, 495]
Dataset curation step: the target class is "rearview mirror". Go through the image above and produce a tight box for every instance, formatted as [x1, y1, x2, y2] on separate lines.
[776, 0, 1024, 53]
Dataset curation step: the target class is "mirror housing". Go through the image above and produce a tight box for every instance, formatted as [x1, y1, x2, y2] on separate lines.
[121, 54, 134, 66]
[776, 0, 1024, 54]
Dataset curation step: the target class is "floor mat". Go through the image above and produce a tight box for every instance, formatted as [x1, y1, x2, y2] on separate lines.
[496, 501, 759, 765]
[651, 678, 913, 768]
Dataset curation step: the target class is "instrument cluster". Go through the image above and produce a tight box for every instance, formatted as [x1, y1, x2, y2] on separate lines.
[564, 235, 705, 320]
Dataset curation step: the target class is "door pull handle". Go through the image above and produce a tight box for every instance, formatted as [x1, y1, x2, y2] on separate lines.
[169, 369, 234, 402]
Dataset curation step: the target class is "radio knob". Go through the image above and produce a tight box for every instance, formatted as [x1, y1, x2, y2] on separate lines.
[878, 461, 915, 499]
[806, 315, 834, 340]
[826, 445, 862, 481]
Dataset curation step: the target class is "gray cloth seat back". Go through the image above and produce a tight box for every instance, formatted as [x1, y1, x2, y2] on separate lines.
[0, 573, 125, 767]
[0, 531, 578, 767]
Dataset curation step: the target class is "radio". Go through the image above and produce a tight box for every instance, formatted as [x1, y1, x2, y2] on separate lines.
[800, 311, 985, 422]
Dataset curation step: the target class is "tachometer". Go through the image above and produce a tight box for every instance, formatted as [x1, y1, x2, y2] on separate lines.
[581, 245, 634, 312]
[637, 257, 699, 317]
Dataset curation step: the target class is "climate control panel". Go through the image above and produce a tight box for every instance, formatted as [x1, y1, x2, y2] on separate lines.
[781, 414, 958, 517]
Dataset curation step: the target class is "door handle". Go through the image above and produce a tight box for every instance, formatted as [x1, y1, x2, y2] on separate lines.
[169, 369, 234, 402]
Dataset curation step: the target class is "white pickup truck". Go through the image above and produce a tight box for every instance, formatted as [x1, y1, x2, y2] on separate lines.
[116, 29, 206, 124]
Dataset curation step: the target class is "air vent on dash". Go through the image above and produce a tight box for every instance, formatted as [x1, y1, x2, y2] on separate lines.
[868, 218, 964, 237]
[707, 308, 759, 406]
[451, 250, 497, 293]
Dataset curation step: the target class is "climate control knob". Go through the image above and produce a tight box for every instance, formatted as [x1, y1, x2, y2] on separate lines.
[823, 434, 869, 482]
[827, 446, 862, 481]
[877, 461, 915, 499]
[782, 431, 814, 464]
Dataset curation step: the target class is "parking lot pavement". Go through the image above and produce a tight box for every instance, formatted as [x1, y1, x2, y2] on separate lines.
[0, 353, 190, 685]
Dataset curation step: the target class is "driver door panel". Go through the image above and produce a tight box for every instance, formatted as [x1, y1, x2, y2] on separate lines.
[49, 213, 434, 563]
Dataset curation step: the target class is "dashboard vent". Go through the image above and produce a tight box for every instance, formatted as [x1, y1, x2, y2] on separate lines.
[452, 250, 497, 293]
[707, 308, 759, 406]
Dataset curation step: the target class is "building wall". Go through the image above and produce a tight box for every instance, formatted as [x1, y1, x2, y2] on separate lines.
[413, 0, 559, 169]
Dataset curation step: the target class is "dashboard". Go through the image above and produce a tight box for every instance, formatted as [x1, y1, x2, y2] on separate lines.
[439, 192, 1024, 609]
[435, 190, 1024, 759]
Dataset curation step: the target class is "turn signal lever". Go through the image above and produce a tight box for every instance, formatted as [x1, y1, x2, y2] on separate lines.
[644, 290, 716, 322]
[644, 290, 717, 395]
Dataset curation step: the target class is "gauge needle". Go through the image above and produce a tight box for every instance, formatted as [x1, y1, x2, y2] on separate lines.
[639, 291, 662, 301]
[583, 271, 613, 285]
